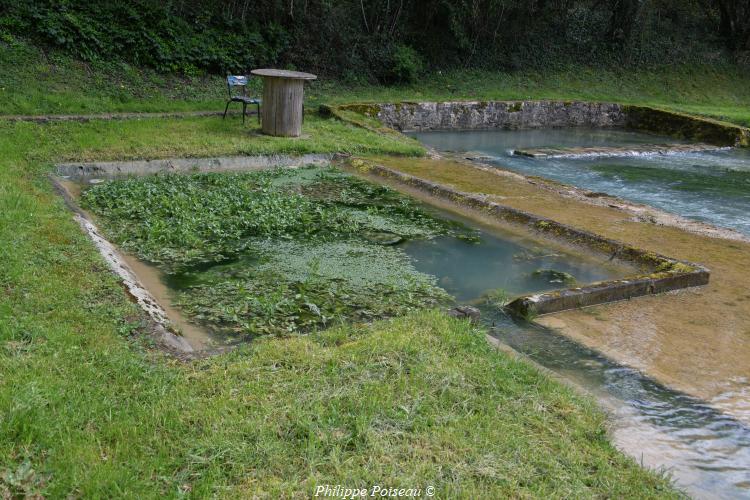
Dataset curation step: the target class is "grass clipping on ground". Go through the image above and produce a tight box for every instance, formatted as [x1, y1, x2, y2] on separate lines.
[81, 166, 465, 337]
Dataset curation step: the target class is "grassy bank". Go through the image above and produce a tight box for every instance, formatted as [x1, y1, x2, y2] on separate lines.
[2, 40, 750, 127]
[0, 112, 678, 496]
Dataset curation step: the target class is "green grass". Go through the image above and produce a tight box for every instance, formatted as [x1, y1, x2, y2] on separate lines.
[2, 39, 750, 127]
[0, 98, 678, 496]
[0, 40, 226, 114]
[7, 114, 424, 163]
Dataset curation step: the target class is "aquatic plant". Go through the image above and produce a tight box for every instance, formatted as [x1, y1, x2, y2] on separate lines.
[82, 166, 461, 272]
[480, 288, 512, 310]
[175, 240, 451, 336]
[530, 269, 577, 286]
[83, 166, 459, 336]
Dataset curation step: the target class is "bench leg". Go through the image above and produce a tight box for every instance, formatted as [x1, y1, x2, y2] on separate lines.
[223, 101, 230, 119]
[242, 102, 247, 124]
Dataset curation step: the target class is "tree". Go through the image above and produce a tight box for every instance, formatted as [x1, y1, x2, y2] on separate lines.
[607, 0, 642, 47]
[712, 0, 750, 51]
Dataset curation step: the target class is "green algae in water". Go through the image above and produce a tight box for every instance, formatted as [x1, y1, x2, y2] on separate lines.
[173, 239, 450, 336]
[82, 165, 464, 337]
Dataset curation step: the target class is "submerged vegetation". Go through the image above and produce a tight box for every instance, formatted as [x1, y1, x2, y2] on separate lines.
[531, 269, 578, 286]
[83, 166, 466, 336]
[174, 241, 450, 337]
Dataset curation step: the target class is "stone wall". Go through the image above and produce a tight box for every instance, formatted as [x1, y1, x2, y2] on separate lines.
[335, 100, 750, 147]
[624, 106, 750, 147]
[372, 101, 628, 131]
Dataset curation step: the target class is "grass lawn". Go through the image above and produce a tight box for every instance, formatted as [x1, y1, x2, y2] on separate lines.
[0, 111, 679, 497]
[2, 39, 750, 127]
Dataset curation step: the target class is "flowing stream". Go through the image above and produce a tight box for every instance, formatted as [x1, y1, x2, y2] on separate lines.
[410, 128, 750, 236]
[403, 129, 750, 497]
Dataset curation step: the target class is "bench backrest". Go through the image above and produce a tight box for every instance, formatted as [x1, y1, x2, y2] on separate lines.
[226, 75, 248, 97]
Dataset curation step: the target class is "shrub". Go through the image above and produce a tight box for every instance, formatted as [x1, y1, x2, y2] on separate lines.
[385, 45, 425, 84]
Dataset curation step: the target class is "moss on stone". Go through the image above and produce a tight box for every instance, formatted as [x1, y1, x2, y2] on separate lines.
[624, 105, 749, 147]
[337, 103, 382, 116]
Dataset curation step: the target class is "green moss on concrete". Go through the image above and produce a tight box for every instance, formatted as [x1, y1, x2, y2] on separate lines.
[338, 103, 383, 117]
[624, 105, 750, 147]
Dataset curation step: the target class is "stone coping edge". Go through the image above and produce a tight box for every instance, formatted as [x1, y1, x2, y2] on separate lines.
[56, 153, 335, 178]
[352, 158, 710, 317]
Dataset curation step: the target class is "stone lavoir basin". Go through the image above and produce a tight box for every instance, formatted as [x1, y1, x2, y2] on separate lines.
[55, 157, 708, 352]
[56, 99, 750, 497]
[55, 155, 749, 497]
[58, 162, 653, 350]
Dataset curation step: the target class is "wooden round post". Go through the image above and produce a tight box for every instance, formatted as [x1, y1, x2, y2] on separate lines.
[251, 69, 317, 137]
[261, 77, 304, 137]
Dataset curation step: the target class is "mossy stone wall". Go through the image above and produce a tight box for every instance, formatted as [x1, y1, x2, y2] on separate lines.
[334, 100, 750, 147]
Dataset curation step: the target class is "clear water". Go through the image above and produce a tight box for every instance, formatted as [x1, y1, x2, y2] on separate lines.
[402, 231, 620, 301]
[484, 312, 750, 499]
[404, 214, 750, 497]
[411, 128, 750, 236]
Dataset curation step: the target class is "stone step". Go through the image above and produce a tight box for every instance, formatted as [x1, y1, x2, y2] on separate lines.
[512, 143, 727, 159]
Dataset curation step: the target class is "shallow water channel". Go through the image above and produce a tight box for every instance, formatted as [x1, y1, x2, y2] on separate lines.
[484, 313, 750, 498]
[398, 218, 750, 498]
[410, 128, 750, 236]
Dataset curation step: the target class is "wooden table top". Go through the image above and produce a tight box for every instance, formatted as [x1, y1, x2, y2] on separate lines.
[250, 69, 317, 80]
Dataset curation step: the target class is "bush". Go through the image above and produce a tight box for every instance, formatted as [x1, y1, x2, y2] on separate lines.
[386, 45, 425, 84]
[0, 0, 739, 79]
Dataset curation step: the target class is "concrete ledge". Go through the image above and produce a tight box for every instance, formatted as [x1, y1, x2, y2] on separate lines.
[56, 153, 334, 178]
[513, 143, 726, 159]
[352, 158, 710, 318]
